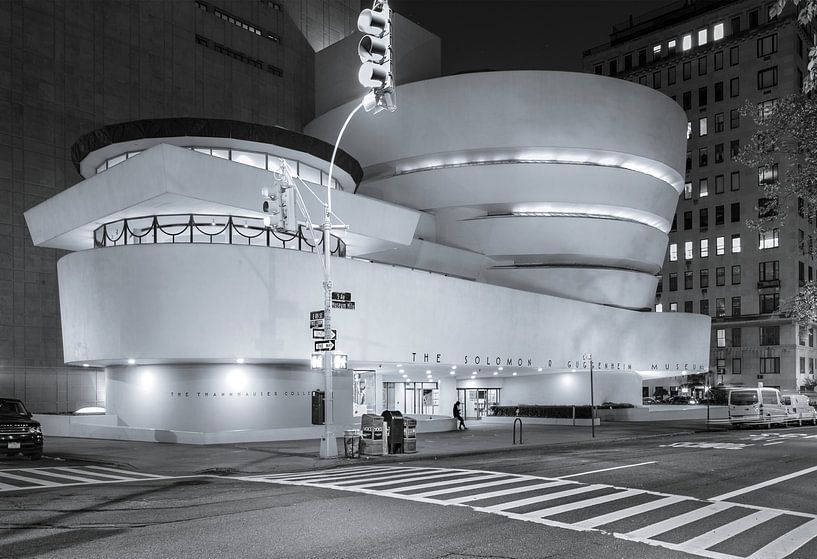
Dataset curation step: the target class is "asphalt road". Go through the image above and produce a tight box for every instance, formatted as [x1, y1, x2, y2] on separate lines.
[2, 427, 817, 559]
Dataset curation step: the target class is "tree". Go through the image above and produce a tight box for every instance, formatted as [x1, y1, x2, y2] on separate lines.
[771, 0, 817, 92]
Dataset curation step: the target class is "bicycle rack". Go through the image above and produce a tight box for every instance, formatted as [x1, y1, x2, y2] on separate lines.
[513, 417, 523, 445]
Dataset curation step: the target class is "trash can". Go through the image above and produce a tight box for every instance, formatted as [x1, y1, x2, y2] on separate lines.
[360, 414, 387, 456]
[381, 410, 404, 454]
[403, 416, 417, 453]
[343, 429, 361, 458]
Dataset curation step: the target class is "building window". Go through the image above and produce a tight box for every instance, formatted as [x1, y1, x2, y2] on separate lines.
[731, 234, 741, 253]
[669, 243, 678, 261]
[810, 328, 814, 347]
[749, 9, 759, 29]
[700, 299, 710, 315]
[801, 261, 806, 286]
[699, 28, 708, 46]
[715, 174, 724, 194]
[699, 56, 708, 75]
[638, 48, 647, 66]
[717, 329, 726, 347]
[685, 270, 694, 289]
[669, 272, 678, 291]
[653, 44, 662, 59]
[684, 301, 694, 313]
[730, 109, 740, 129]
[730, 139, 740, 159]
[758, 67, 778, 89]
[683, 91, 692, 110]
[733, 328, 742, 347]
[760, 326, 780, 346]
[716, 298, 726, 316]
[758, 164, 779, 186]
[716, 206, 725, 225]
[668, 66, 677, 85]
[701, 238, 709, 257]
[759, 293, 780, 313]
[730, 171, 740, 190]
[716, 266, 725, 285]
[609, 59, 618, 75]
[684, 211, 693, 230]
[594, 64, 603, 75]
[699, 117, 708, 136]
[715, 143, 724, 163]
[760, 357, 779, 375]
[731, 202, 740, 222]
[758, 229, 780, 249]
[733, 358, 742, 374]
[653, 71, 662, 89]
[714, 50, 724, 70]
[683, 61, 692, 80]
[700, 178, 709, 198]
[699, 147, 708, 167]
[685, 241, 694, 260]
[757, 34, 778, 57]
[730, 46, 739, 66]
[759, 260, 779, 281]
[687, 122, 692, 139]
[639, 75, 648, 86]
[684, 182, 692, 199]
[758, 99, 778, 122]
[732, 264, 741, 284]
[714, 112, 724, 132]
[699, 86, 708, 106]
[655, 303, 663, 312]
[717, 358, 726, 374]
[714, 22, 725, 41]
[730, 77, 740, 97]
[700, 268, 709, 288]
[682, 34, 693, 51]
[624, 53, 633, 71]
[670, 302, 678, 312]
[732, 296, 741, 316]
[700, 208, 709, 230]
[668, 39, 677, 55]
[730, 16, 741, 35]
[671, 214, 677, 232]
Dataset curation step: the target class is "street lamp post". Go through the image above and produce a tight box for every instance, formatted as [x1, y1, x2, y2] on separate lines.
[587, 353, 595, 438]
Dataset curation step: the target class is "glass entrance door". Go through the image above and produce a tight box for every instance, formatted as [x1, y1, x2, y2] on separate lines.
[457, 388, 500, 420]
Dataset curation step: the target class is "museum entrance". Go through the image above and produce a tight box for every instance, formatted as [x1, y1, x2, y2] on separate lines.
[456, 388, 500, 420]
[383, 382, 439, 415]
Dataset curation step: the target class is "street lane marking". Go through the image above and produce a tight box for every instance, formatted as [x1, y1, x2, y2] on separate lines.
[623, 501, 735, 539]
[0, 466, 177, 493]
[556, 461, 656, 479]
[710, 464, 817, 501]
[746, 517, 817, 559]
[245, 466, 817, 559]
[682, 509, 780, 552]
[572, 494, 687, 529]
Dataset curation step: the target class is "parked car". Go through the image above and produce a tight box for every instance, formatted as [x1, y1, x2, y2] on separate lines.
[668, 396, 698, 405]
[0, 398, 43, 460]
[780, 394, 817, 426]
[728, 387, 787, 427]
[642, 397, 658, 405]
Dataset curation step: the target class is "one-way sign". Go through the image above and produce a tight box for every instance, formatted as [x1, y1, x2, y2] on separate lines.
[314, 340, 336, 352]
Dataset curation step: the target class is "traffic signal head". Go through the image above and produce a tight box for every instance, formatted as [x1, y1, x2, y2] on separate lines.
[357, 1, 395, 113]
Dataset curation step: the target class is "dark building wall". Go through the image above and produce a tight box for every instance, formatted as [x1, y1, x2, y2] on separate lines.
[0, 0, 361, 412]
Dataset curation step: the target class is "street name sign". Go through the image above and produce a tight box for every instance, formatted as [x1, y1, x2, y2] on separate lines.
[332, 301, 356, 310]
[310, 319, 325, 329]
[331, 292, 352, 302]
[309, 310, 325, 320]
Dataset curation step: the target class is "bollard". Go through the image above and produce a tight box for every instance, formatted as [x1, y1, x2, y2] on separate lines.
[513, 417, 523, 445]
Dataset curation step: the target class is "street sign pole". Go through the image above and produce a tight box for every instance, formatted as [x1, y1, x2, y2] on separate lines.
[319, 180, 337, 459]
[588, 353, 595, 438]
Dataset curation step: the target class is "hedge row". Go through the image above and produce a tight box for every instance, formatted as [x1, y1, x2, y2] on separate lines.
[489, 403, 633, 419]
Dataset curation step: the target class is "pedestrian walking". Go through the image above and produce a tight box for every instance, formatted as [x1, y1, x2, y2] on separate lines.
[453, 400, 467, 430]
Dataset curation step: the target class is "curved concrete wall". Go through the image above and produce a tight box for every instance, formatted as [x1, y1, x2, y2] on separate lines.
[306, 71, 686, 309]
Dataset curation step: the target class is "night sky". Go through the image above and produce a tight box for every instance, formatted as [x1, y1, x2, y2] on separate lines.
[389, 0, 671, 74]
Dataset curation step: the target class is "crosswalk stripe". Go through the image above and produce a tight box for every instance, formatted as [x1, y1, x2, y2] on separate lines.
[259, 466, 416, 481]
[386, 473, 503, 494]
[83, 466, 165, 479]
[572, 495, 688, 529]
[527, 489, 644, 518]
[624, 501, 735, 539]
[342, 470, 482, 489]
[300, 468, 439, 485]
[683, 509, 781, 552]
[51, 467, 141, 481]
[0, 471, 62, 487]
[12, 469, 109, 483]
[410, 476, 533, 498]
[446, 480, 573, 504]
[482, 484, 605, 512]
[0, 480, 23, 490]
[745, 517, 817, 559]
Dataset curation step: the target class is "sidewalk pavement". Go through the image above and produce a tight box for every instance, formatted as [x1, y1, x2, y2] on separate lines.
[35, 419, 723, 477]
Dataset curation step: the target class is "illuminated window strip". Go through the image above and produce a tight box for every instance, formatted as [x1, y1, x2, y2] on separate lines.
[393, 151, 684, 193]
[505, 211, 669, 233]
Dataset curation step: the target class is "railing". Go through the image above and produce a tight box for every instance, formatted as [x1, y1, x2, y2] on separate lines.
[93, 214, 346, 256]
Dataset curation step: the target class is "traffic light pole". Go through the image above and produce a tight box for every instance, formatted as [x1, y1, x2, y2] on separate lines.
[319, 101, 364, 459]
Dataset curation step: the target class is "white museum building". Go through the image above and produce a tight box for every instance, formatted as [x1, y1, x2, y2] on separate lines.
[24, 70, 710, 443]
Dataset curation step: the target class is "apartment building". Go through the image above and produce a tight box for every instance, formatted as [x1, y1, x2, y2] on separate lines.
[583, 0, 817, 394]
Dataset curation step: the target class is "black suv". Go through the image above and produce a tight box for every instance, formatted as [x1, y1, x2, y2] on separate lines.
[0, 398, 43, 460]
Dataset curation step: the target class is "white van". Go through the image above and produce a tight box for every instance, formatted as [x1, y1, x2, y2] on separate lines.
[728, 387, 787, 427]
[780, 394, 817, 426]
